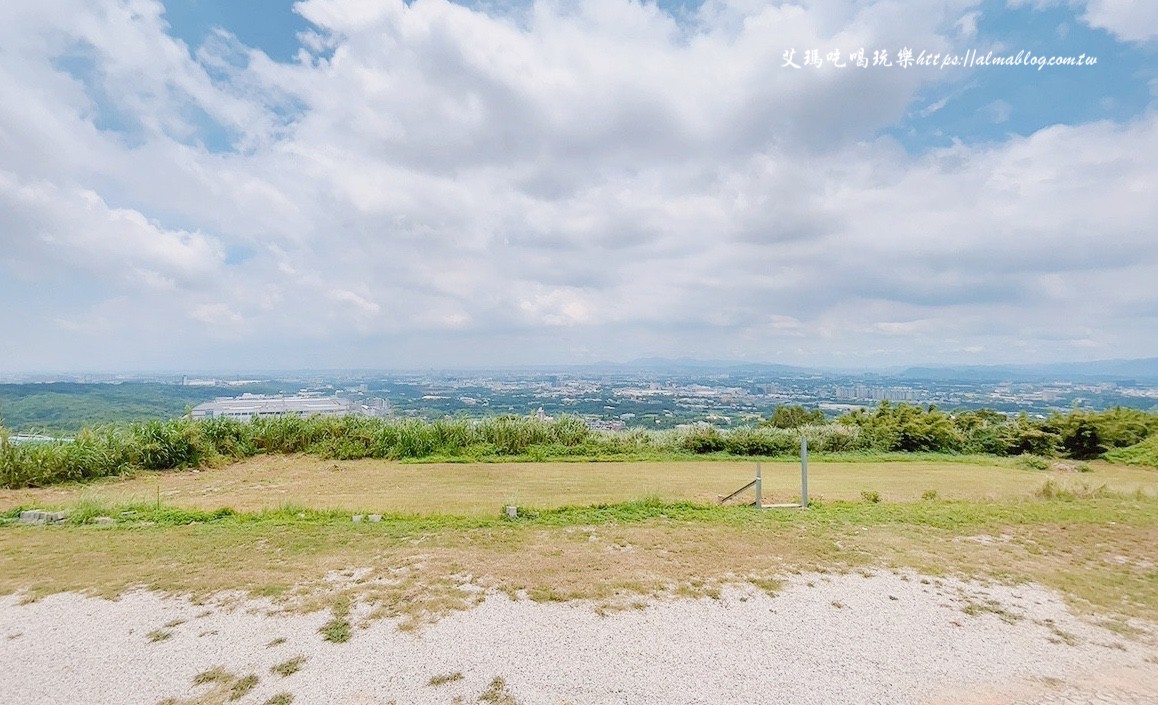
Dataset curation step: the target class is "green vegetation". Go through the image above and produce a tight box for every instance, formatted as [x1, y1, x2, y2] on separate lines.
[271, 656, 306, 678]
[480, 677, 519, 705]
[1105, 434, 1158, 467]
[2, 405, 1154, 489]
[162, 668, 261, 705]
[320, 599, 352, 643]
[427, 672, 465, 687]
[228, 674, 259, 701]
[0, 382, 284, 435]
[3, 490, 1156, 629]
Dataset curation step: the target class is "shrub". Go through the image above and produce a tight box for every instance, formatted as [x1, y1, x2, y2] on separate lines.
[723, 427, 797, 456]
[763, 405, 825, 429]
[680, 425, 725, 454]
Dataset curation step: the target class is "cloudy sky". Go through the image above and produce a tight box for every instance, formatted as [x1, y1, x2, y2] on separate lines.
[0, 0, 1155, 372]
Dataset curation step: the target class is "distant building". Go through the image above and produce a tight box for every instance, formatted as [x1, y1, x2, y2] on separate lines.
[191, 394, 355, 421]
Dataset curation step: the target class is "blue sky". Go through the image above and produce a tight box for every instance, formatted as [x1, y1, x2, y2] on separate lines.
[1, 0, 1156, 372]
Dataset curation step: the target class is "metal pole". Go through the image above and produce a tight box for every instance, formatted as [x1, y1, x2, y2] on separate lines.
[800, 436, 809, 508]
[755, 462, 762, 508]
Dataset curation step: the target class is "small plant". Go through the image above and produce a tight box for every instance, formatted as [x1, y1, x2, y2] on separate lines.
[860, 489, 881, 504]
[271, 656, 307, 678]
[479, 676, 519, 705]
[921, 489, 938, 500]
[147, 628, 173, 643]
[193, 667, 232, 686]
[427, 671, 465, 687]
[320, 599, 352, 643]
[266, 637, 287, 648]
[229, 674, 259, 701]
[1077, 463, 1093, 473]
[262, 695, 294, 705]
[747, 577, 784, 596]
[1017, 454, 1050, 471]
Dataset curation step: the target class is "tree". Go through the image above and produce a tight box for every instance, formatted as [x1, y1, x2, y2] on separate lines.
[763, 405, 825, 429]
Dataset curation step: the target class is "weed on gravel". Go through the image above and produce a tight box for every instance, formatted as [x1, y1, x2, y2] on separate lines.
[320, 599, 352, 643]
[160, 668, 257, 705]
[479, 676, 519, 705]
[428, 671, 465, 686]
[271, 656, 307, 677]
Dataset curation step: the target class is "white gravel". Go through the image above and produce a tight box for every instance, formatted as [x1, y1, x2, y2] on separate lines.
[2, 572, 1155, 705]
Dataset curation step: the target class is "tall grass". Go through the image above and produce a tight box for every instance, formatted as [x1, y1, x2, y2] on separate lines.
[7, 408, 1150, 490]
[2, 414, 866, 488]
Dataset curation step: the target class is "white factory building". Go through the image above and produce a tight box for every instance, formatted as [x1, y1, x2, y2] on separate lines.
[191, 394, 355, 421]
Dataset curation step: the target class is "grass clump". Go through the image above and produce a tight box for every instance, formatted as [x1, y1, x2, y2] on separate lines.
[860, 490, 881, 504]
[1017, 454, 1050, 471]
[193, 667, 233, 686]
[261, 695, 294, 705]
[228, 674, 259, 701]
[427, 671, 464, 687]
[271, 656, 306, 678]
[164, 668, 257, 705]
[320, 599, 352, 643]
[479, 676, 519, 705]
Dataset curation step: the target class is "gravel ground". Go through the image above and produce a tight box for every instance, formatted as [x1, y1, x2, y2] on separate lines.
[2, 572, 1155, 705]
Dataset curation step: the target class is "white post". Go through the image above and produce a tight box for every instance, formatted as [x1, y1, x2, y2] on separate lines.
[800, 436, 809, 508]
[755, 462, 762, 508]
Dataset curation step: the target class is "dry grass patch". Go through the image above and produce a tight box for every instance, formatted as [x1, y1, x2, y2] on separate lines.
[159, 669, 258, 705]
[428, 671, 465, 687]
[271, 656, 306, 678]
[4, 456, 1154, 515]
[479, 676, 519, 705]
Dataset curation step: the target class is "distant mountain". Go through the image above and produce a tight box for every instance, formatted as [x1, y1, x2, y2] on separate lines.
[898, 358, 1158, 383]
[582, 358, 822, 375]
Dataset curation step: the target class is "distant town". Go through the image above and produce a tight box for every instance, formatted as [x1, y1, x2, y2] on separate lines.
[2, 359, 1156, 433]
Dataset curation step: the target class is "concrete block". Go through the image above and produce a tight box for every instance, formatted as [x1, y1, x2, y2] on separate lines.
[368, 514, 382, 523]
[18, 510, 68, 525]
[94, 517, 116, 526]
[352, 514, 364, 523]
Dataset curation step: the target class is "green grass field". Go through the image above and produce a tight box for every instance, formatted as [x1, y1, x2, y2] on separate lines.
[1, 457, 1155, 633]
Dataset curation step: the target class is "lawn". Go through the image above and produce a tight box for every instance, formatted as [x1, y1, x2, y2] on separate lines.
[2, 455, 1154, 515]
[0, 457, 1155, 633]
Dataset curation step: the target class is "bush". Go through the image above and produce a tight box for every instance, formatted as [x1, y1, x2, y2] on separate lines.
[1104, 435, 1158, 468]
[723, 428, 798, 456]
[763, 405, 825, 429]
[1017, 454, 1050, 471]
[680, 425, 725, 454]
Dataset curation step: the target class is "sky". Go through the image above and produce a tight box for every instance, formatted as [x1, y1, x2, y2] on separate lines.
[0, 0, 1155, 373]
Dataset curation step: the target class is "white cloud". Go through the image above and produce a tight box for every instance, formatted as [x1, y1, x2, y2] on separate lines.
[0, 0, 1154, 371]
[1007, 0, 1158, 43]
[1081, 0, 1158, 42]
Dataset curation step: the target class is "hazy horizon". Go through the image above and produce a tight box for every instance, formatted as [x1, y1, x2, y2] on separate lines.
[4, 354, 1157, 379]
